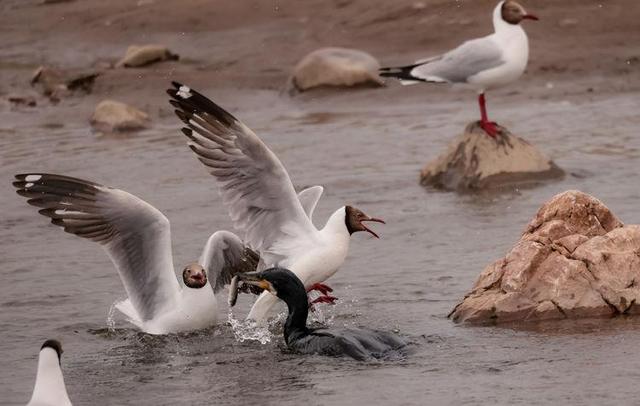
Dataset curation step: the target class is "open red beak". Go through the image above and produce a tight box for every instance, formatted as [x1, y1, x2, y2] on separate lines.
[361, 217, 385, 239]
[523, 14, 539, 21]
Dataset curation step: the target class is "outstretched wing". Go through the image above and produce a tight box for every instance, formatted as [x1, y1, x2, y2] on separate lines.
[13, 173, 180, 321]
[297, 185, 323, 222]
[199, 230, 259, 293]
[167, 82, 319, 266]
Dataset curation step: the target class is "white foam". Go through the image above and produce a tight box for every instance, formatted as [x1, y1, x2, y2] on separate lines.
[177, 85, 192, 99]
[25, 175, 41, 182]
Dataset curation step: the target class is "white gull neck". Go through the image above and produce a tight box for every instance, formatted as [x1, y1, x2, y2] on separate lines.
[321, 206, 350, 237]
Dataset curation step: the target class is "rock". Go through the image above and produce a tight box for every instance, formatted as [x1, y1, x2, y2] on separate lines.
[31, 66, 100, 101]
[6, 93, 38, 107]
[90, 100, 150, 133]
[288, 47, 384, 92]
[449, 190, 640, 324]
[116, 45, 179, 68]
[420, 122, 564, 191]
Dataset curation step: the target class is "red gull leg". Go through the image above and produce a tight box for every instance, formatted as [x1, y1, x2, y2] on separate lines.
[478, 92, 499, 138]
[308, 295, 338, 312]
[306, 282, 333, 296]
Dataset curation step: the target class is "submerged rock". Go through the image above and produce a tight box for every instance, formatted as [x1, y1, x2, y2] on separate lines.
[449, 190, 640, 324]
[31, 66, 100, 101]
[90, 100, 150, 133]
[420, 122, 563, 191]
[116, 45, 179, 68]
[288, 47, 384, 93]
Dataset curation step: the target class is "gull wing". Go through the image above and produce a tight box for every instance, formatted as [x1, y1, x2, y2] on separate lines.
[13, 173, 180, 321]
[167, 82, 319, 267]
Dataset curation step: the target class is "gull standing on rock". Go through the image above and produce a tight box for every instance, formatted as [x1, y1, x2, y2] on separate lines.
[167, 82, 385, 323]
[380, 0, 538, 137]
[13, 174, 258, 334]
[26, 339, 72, 406]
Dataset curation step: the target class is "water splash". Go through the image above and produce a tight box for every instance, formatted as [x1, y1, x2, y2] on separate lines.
[227, 311, 274, 344]
[106, 301, 117, 333]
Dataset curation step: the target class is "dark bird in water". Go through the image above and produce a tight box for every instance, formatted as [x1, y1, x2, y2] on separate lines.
[234, 268, 407, 361]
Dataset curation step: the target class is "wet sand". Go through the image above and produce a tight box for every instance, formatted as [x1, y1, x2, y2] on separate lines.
[1, 0, 640, 405]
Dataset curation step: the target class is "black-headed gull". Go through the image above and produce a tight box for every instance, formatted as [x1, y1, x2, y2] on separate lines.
[167, 82, 385, 322]
[13, 173, 258, 334]
[26, 339, 72, 406]
[380, 0, 538, 137]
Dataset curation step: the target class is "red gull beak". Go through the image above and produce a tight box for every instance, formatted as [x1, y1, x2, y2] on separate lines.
[360, 217, 385, 239]
[523, 14, 539, 21]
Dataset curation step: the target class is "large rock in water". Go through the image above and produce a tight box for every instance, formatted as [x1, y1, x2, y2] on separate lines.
[420, 122, 563, 191]
[90, 100, 150, 133]
[449, 190, 640, 324]
[288, 47, 384, 92]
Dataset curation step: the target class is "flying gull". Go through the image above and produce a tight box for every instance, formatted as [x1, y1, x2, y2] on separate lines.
[167, 82, 385, 322]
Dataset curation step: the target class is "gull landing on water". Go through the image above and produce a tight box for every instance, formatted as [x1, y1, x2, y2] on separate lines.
[27, 340, 72, 406]
[379, 0, 538, 138]
[167, 82, 385, 323]
[13, 173, 259, 334]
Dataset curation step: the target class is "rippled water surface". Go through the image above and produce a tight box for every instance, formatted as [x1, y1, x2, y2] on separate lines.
[2, 88, 640, 405]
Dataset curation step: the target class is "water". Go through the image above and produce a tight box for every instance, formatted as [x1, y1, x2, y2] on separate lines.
[1, 86, 640, 405]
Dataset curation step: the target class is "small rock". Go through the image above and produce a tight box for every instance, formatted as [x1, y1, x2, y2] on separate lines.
[90, 100, 150, 133]
[31, 66, 100, 101]
[288, 47, 384, 93]
[449, 190, 640, 324]
[116, 45, 179, 68]
[420, 122, 564, 191]
[6, 93, 37, 107]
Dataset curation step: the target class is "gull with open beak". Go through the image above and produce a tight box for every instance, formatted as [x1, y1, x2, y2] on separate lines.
[167, 82, 385, 322]
[380, 1, 539, 138]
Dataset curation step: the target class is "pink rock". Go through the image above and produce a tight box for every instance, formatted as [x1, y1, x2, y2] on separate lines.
[450, 190, 639, 324]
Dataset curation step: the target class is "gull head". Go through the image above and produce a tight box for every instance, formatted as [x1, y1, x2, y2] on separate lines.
[501, 1, 538, 24]
[344, 206, 385, 239]
[182, 263, 208, 289]
[41, 339, 63, 365]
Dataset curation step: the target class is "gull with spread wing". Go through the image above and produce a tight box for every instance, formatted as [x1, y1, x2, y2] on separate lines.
[13, 173, 258, 334]
[167, 82, 385, 322]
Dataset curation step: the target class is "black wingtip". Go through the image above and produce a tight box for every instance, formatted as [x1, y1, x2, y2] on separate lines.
[166, 83, 238, 127]
[41, 339, 63, 359]
[171, 81, 183, 89]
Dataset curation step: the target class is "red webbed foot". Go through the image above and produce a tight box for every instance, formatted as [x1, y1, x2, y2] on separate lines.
[306, 282, 334, 296]
[308, 295, 338, 311]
